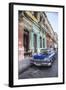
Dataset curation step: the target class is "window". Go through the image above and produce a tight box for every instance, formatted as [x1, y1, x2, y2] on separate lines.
[33, 12, 37, 19]
[34, 34, 37, 52]
[43, 19, 45, 25]
[40, 36, 42, 48]
[23, 30, 29, 52]
[40, 15, 42, 22]
[43, 38, 45, 48]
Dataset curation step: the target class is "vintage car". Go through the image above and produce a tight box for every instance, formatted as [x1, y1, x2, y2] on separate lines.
[31, 48, 56, 66]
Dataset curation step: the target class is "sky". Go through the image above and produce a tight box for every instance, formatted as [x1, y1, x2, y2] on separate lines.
[45, 12, 58, 34]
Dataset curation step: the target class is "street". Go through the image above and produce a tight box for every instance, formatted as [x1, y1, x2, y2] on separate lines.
[19, 53, 58, 79]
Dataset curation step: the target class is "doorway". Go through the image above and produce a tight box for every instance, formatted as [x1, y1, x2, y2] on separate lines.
[34, 34, 37, 52]
[23, 30, 29, 52]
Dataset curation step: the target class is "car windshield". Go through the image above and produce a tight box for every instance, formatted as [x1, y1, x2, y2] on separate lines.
[40, 49, 48, 54]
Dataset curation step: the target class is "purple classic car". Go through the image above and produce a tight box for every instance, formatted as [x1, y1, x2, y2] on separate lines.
[31, 48, 56, 66]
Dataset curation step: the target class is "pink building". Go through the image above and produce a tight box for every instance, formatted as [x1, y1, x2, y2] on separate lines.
[18, 21, 24, 61]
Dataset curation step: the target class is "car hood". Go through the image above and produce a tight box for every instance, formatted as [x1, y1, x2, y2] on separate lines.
[32, 53, 50, 60]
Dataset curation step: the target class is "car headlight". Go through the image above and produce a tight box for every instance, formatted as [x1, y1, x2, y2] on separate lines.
[44, 58, 50, 62]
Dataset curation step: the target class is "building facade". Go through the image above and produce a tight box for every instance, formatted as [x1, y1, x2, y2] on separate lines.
[18, 11, 58, 61]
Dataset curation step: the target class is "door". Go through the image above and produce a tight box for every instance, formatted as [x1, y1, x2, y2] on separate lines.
[34, 34, 37, 52]
[23, 30, 29, 52]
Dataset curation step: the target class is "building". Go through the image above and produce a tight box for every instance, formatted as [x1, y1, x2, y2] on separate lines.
[18, 11, 58, 61]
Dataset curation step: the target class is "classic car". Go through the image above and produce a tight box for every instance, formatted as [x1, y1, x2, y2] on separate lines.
[31, 48, 56, 66]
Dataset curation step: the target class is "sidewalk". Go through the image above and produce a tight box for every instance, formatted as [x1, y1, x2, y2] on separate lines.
[18, 57, 32, 74]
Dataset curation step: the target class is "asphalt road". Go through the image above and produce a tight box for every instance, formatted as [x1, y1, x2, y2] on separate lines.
[19, 53, 58, 79]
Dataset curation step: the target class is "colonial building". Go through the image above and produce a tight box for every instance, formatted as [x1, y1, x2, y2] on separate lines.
[18, 11, 58, 61]
[43, 13, 58, 48]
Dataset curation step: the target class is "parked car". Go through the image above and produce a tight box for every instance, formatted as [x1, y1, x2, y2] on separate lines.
[31, 48, 56, 66]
